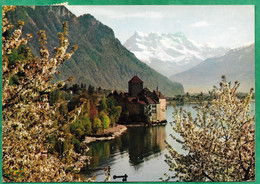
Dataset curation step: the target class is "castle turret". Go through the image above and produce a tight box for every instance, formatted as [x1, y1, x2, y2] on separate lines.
[128, 76, 143, 97]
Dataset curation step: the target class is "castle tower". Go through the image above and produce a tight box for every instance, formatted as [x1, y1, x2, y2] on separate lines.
[128, 75, 143, 97]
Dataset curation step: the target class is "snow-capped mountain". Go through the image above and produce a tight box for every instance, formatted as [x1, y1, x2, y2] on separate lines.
[124, 31, 229, 77]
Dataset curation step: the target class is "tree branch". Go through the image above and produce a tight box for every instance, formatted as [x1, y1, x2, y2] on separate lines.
[202, 170, 215, 182]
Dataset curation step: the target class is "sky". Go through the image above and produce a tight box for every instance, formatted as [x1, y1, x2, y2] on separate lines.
[66, 5, 254, 49]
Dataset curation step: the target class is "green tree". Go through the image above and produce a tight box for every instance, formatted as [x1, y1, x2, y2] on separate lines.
[101, 114, 111, 129]
[50, 89, 61, 105]
[72, 136, 81, 153]
[93, 118, 102, 133]
[100, 96, 108, 112]
[163, 76, 255, 182]
[81, 114, 92, 135]
[70, 119, 85, 140]
[106, 97, 122, 127]
[88, 84, 95, 95]
[107, 96, 115, 109]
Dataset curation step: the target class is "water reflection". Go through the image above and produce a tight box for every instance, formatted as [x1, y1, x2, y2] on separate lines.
[84, 125, 166, 171]
[126, 126, 166, 165]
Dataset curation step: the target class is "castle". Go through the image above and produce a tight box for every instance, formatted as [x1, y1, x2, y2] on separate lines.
[109, 76, 166, 125]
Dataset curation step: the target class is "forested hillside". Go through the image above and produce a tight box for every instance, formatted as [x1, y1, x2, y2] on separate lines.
[6, 6, 184, 96]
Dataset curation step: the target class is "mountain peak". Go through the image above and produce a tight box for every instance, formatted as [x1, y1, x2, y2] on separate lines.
[80, 13, 95, 20]
[34, 6, 74, 18]
[173, 32, 186, 38]
[134, 31, 146, 37]
[149, 32, 162, 37]
[124, 31, 230, 77]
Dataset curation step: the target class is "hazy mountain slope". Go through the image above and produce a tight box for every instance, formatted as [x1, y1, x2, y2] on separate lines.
[7, 6, 184, 96]
[170, 44, 255, 93]
[124, 31, 229, 77]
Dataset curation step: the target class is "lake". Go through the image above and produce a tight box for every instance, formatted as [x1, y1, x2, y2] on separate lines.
[81, 102, 255, 182]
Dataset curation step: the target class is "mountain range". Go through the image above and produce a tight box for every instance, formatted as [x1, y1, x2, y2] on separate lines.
[124, 31, 229, 77]
[6, 6, 184, 96]
[170, 44, 255, 93]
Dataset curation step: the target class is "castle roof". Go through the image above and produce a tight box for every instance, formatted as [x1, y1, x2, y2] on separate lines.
[146, 97, 157, 104]
[137, 99, 147, 105]
[153, 90, 166, 99]
[137, 87, 153, 97]
[128, 75, 143, 84]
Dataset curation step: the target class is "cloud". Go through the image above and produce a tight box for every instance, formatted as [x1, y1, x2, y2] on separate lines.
[228, 27, 237, 31]
[92, 10, 164, 19]
[117, 11, 163, 19]
[189, 21, 210, 28]
[67, 6, 163, 19]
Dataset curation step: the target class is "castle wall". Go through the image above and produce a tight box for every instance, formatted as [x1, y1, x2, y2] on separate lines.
[158, 99, 166, 122]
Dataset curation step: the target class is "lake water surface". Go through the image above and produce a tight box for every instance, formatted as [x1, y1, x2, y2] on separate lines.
[81, 102, 255, 182]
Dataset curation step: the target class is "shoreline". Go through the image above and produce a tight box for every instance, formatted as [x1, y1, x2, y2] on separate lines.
[83, 121, 167, 144]
[83, 124, 127, 144]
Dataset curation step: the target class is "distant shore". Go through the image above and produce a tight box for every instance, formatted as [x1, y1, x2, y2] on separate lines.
[83, 124, 127, 144]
